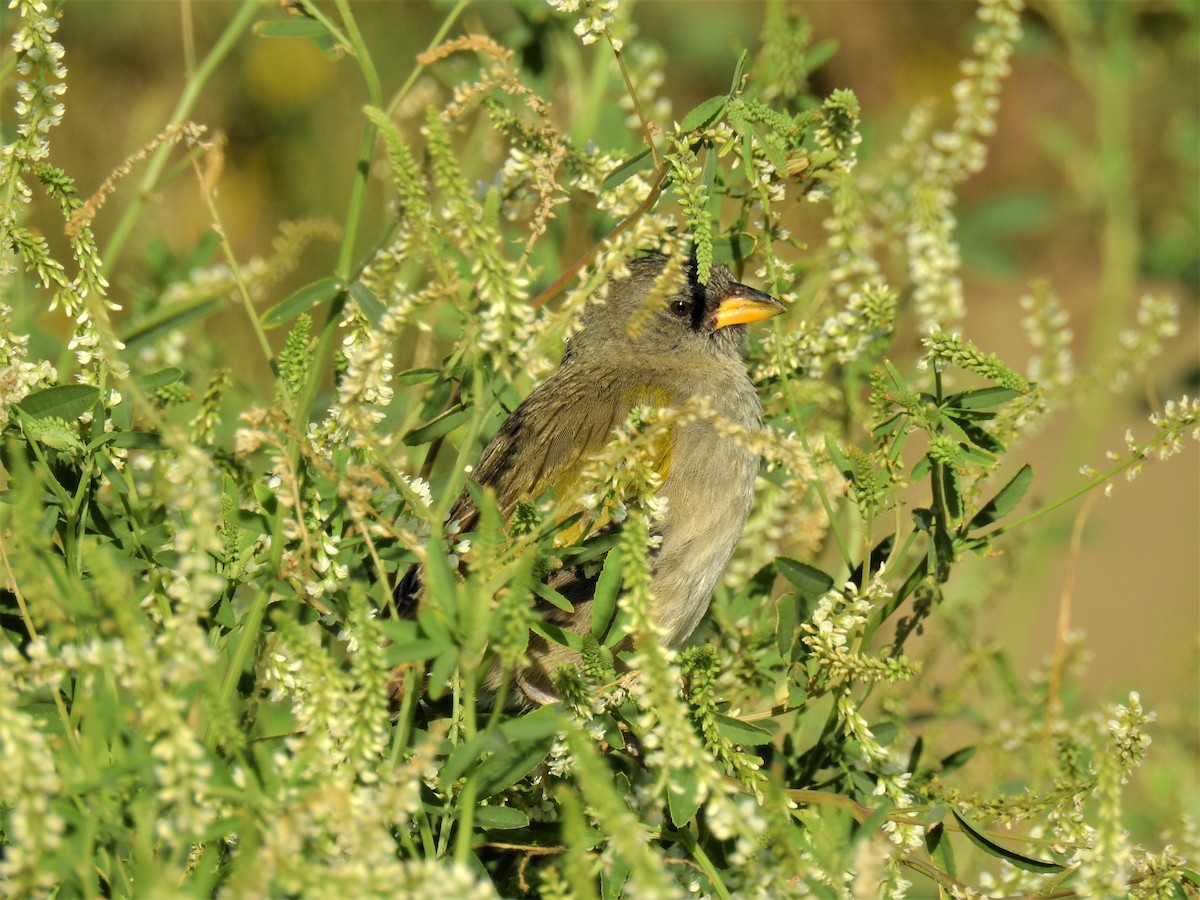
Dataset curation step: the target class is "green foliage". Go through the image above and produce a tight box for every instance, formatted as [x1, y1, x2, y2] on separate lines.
[0, 0, 1197, 897]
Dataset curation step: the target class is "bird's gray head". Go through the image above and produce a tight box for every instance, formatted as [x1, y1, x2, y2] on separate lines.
[570, 254, 784, 364]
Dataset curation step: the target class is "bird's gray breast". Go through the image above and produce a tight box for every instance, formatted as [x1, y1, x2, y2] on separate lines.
[650, 367, 762, 646]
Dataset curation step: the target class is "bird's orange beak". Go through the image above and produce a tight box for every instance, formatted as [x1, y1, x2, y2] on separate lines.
[710, 284, 786, 330]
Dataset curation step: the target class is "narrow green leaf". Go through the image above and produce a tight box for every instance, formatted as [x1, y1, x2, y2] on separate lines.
[666, 766, 703, 827]
[824, 436, 853, 479]
[402, 404, 472, 446]
[261, 276, 344, 328]
[949, 387, 1023, 409]
[680, 94, 728, 132]
[121, 292, 223, 346]
[872, 413, 906, 439]
[960, 444, 998, 467]
[856, 799, 895, 842]
[714, 713, 775, 746]
[776, 558, 834, 598]
[97, 431, 164, 451]
[906, 736, 924, 774]
[601, 858, 631, 900]
[953, 417, 1005, 454]
[802, 38, 839, 73]
[473, 805, 529, 830]
[728, 48, 750, 93]
[473, 736, 555, 799]
[441, 733, 498, 790]
[884, 360, 908, 393]
[395, 367, 443, 385]
[499, 704, 563, 743]
[775, 591, 798, 655]
[601, 148, 653, 190]
[17, 384, 100, 420]
[938, 746, 977, 775]
[951, 809, 1064, 873]
[531, 581, 574, 614]
[138, 367, 186, 391]
[926, 822, 957, 879]
[969, 464, 1034, 530]
[348, 281, 385, 325]
[590, 547, 623, 638]
[942, 467, 962, 520]
[384, 639, 451, 665]
[530, 619, 584, 653]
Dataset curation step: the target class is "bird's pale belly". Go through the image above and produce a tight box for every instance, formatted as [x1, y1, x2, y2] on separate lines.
[649, 415, 759, 646]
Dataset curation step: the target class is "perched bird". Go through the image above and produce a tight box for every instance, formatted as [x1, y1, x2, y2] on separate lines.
[400, 253, 784, 706]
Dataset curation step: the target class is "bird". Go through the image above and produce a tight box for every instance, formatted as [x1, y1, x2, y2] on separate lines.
[398, 253, 784, 707]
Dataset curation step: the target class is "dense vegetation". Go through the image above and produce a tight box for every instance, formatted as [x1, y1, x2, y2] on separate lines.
[1, 0, 1196, 895]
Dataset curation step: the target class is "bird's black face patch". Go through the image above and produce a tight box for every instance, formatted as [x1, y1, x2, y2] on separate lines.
[663, 273, 709, 331]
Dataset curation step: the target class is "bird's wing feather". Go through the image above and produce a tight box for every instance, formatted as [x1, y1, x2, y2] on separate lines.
[447, 366, 635, 534]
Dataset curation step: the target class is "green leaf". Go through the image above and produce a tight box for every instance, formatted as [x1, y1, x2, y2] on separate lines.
[531, 581, 574, 614]
[856, 799, 894, 842]
[348, 281, 385, 325]
[728, 48, 750, 93]
[666, 766, 703, 827]
[949, 387, 1023, 409]
[680, 94, 728, 132]
[99, 431, 164, 451]
[714, 713, 775, 746]
[942, 466, 962, 520]
[120, 293, 223, 346]
[968, 463, 1034, 532]
[824, 435, 853, 479]
[139, 367, 186, 392]
[952, 418, 1005, 454]
[395, 367, 443, 385]
[261, 276, 344, 328]
[530, 619, 584, 653]
[441, 733, 500, 790]
[925, 822, 957, 879]
[499, 704, 564, 743]
[473, 736, 555, 799]
[473, 805, 529, 830]
[938, 746, 977, 775]
[384, 639, 451, 665]
[951, 809, 1064, 873]
[402, 404, 472, 446]
[775, 591, 798, 656]
[17, 384, 101, 420]
[776, 558, 834, 598]
[802, 38, 839, 73]
[590, 547, 623, 638]
[602, 147, 653, 190]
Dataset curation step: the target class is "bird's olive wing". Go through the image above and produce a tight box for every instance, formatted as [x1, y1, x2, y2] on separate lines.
[446, 369, 634, 535]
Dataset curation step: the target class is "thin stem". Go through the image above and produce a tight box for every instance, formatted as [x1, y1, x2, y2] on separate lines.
[101, 0, 258, 273]
[385, 0, 470, 118]
[531, 162, 670, 308]
[610, 39, 662, 169]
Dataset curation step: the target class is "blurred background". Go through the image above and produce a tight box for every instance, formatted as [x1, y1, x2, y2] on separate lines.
[20, 0, 1198, 822]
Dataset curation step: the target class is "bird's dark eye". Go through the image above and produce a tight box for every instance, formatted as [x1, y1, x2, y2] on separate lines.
[669, 299, 691, 318]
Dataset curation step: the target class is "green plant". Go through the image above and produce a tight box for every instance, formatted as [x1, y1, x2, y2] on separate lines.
[1, 0, 1196, 896]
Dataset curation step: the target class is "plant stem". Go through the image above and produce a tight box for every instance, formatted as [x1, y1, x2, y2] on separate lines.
[101, 0, 258, 274]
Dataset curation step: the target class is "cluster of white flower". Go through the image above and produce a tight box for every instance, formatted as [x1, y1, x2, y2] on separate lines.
[0, 304, 56, 428]
[4, 0, 66, 167]
[549, 0, 623, 51]
[1105, 691, 1156, 784]
[0, 682, 66, 893]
